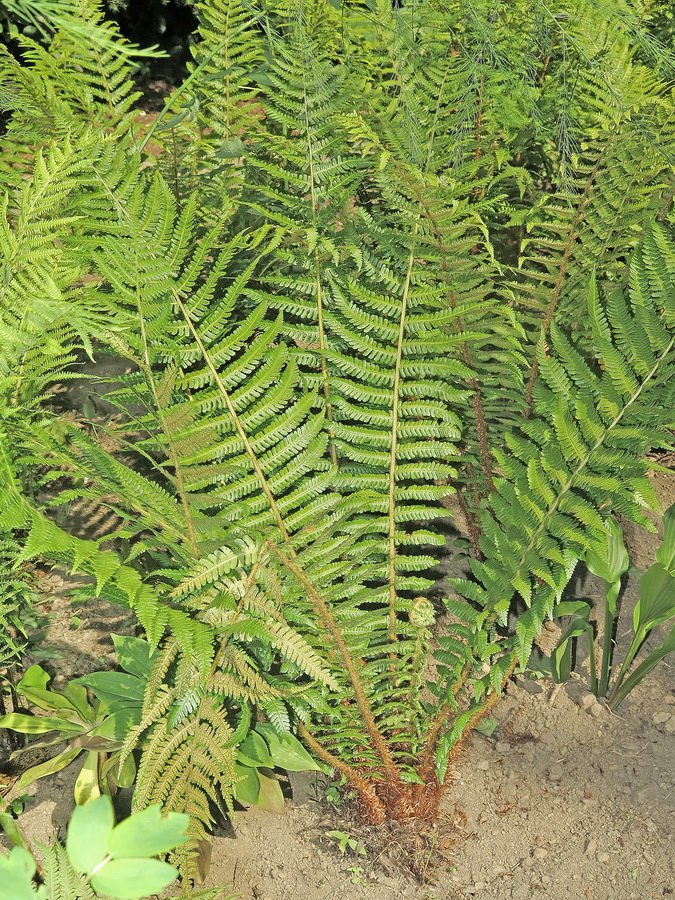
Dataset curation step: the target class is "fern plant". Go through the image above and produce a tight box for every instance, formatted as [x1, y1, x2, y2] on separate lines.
[0, 535, 35, 675]
[0, 0, 673, 882]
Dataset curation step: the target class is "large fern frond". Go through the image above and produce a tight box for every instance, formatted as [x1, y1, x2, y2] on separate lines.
[435, 227, 675, 765]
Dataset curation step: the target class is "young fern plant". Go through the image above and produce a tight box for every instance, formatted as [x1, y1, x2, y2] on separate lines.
[188, 8, 672, 823]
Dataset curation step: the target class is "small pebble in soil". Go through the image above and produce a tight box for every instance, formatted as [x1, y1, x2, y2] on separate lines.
[585, 839, 597, 856]
[664, 718, 675, 733]
[495, 741, 510, 754]
[596, 851, 610, 863]
[476, 759, 490, 770]
[589, 702, 604, 717]
[580, 692, 596, 709]
[652, 711, 672, 725]
[532, 848, 548, 859]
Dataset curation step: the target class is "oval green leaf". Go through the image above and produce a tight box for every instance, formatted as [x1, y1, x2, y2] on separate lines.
[635, 562, 675, 642]
[107, 805, 189, 858]
[233, 764, 260, 806]
[585, 518, 629, 584]
[238, 729, 272, 768]
[255, 768, 286, 814]
[255, 725, 322, 771]
[91, 858, 178, 899]
[66, 794, 114, 874]
[0, 847, 39, 900]
[111, 634, 156, 678]
[73, 672, 145, 705]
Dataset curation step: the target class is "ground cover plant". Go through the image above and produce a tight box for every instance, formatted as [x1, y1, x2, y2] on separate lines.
[1, 0, 674, 892]
[0, 793, 231, 900]
[546, 502, 675, 707]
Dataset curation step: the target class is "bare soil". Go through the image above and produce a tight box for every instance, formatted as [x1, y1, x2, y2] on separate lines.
[2, 465, 673, 900]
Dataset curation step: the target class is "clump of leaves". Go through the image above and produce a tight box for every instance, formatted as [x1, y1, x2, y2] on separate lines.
[0, 793, 230, 900]
[549, 505, 675, 708]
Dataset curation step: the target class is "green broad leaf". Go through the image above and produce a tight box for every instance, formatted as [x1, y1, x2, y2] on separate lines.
[0, 808, 26, 850]
[193, 838, 213, 885]
[74, 751, 101, 806]
[238, 730, 273, 768]
[60, 682, 93, 719]
[605, 578, 622, 618]
[107, 805, 189, 859]
[69, 735, 119, 751]
[0, 846, 39, 900]
[656, 503, 675, 574]
[16, 664, 49, 693]
[255, 768, 286, 815]
[108, 749, 136, 789]
[82, 395, 96, 420]
[111, 634, 156, 678]
[554, 600, 592, 617]
[9, 731, 69, 756]
[634, 562, 675, 644]
[16, 666, 84, 715]
[255, 725, 322, 772]
[551, 612, 594, 684]
[16, 747, 81, 790]
[91, 858, 178, 899]
[215, 137, 247, 159]
[0, 713, 83, 735]
[66, 794, 114, 874]
[24, 647, 65, 662]
[249, 69, 273, 87]
[73, 671, 145, 706]
[609, 623, 675, 709]
[584, 518, 629, 585]
[233, 764, 261, 806]
[92, 707, 141, 742]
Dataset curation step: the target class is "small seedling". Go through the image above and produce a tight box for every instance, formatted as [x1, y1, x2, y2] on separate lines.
[325, 784, 341, 805]
[347, 865, 368, 885]
[326, 830, 367, 856]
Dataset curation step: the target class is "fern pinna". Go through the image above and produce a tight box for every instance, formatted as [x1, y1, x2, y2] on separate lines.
[0, 0, 674, 877]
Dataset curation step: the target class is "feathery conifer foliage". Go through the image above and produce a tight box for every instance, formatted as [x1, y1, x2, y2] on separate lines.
[0, 0, 674, 881]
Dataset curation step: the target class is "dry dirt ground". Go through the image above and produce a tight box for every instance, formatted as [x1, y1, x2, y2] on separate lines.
[2, 470, 673, 900]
